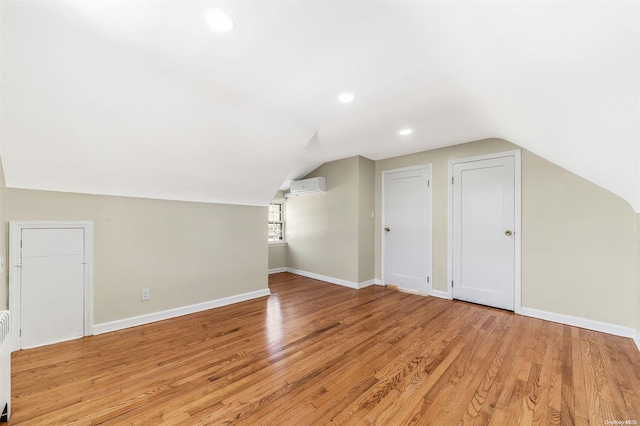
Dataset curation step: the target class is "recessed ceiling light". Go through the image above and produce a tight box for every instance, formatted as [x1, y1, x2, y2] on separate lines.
[338, 93, 355, 103]
[206, 9, 235, 33]
[399, 128, 413, 136]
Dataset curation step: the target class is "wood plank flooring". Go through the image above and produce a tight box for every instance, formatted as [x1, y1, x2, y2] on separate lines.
[10, 272, 640, 425]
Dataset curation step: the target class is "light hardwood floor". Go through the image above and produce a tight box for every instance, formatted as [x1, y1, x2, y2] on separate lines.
[10, 272, 640, 425]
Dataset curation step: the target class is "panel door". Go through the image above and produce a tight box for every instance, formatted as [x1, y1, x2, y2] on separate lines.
[384, 167, 431, 294]
[20, 228, 85, 349]
[452, 156, 515, 310]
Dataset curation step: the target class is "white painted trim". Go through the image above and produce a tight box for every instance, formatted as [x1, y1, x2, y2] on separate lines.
[93, 288, 270, 335]
[268, 198, 287, 244]
[18, 335, 85, 350]
[634, 330, 640, 352]
[447, 150, 522, 312]
[380, 164, 432, 174]
[374, 279, 384, 286]
[520, 307, 637, 339]
[513, 151, 522, 314]
[9, 221, 94, 351]
[447, 163, 453, 300]
[285, 268, 374, 289]
[358, 279, 376, 289]
[381, 164, 433, 293]
[429, 289, 451, 300]
[268, 267, 286, 274]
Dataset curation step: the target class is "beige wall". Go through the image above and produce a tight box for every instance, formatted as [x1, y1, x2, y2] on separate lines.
[375, 138, 638, 328]
[268, 244, 286, 270]
[0, 159, 6, 310]
[6, 189, 268, 324]
[286, 155, 375, 284]
[358, 156, 375, 282]
[521, 148, 636, 327]
[286, 156, 360, 283]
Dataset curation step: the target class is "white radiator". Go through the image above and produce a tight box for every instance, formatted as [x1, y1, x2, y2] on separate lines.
[0, 311, 10, 422]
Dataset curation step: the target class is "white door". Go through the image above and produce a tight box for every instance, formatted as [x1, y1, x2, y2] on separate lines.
[383, 166, 432, 294]
[20, 228, 85, 349]
[451, 154, 517, 310]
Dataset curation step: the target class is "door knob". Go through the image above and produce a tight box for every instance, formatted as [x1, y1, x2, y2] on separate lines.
[505, 230, 513, 236]
[385, 227, 391, 232]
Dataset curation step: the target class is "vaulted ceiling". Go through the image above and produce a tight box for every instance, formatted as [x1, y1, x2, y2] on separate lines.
[1, 1, 638, 210]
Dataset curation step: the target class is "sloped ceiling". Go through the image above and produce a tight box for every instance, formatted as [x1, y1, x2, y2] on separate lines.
[1, 1, 638, 210]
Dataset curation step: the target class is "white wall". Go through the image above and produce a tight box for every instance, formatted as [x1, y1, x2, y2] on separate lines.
[0, 159, 6, 310]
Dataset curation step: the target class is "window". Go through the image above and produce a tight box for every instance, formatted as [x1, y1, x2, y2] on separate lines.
[268, 200, 285, 243]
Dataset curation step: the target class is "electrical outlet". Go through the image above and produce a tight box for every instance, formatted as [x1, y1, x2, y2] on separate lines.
[141, 288, 150, 301]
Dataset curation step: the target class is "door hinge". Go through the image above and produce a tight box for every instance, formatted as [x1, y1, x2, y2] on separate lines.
[19, 329, 21, 337]
[451, 177, 454, 185]
[427, 276, 430, 283]
[428, 180, 430, 187]
[451, 280, 454, 287]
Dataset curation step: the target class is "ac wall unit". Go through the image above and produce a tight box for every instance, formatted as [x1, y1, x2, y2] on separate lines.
[285, 177, 326, 197]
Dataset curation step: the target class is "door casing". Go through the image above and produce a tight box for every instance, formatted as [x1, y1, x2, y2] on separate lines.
[9, 221, 93, 351]
[447, 151, 522, 313]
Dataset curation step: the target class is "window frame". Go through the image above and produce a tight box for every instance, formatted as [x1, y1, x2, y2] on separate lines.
[268, 198, 286, 244]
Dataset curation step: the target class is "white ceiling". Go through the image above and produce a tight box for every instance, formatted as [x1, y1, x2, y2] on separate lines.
[1, 1, 638, 210]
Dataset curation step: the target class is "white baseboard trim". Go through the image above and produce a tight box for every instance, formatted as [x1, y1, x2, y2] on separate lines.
[429, 289, 450, 300]
[93, 288, 271, 335]
[285, 268, 374, 289]
[280, 271, 640, 351]
[358, 279, 376, 289]
[268, 267, 286, 274]
[519, 307, 637, 339]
